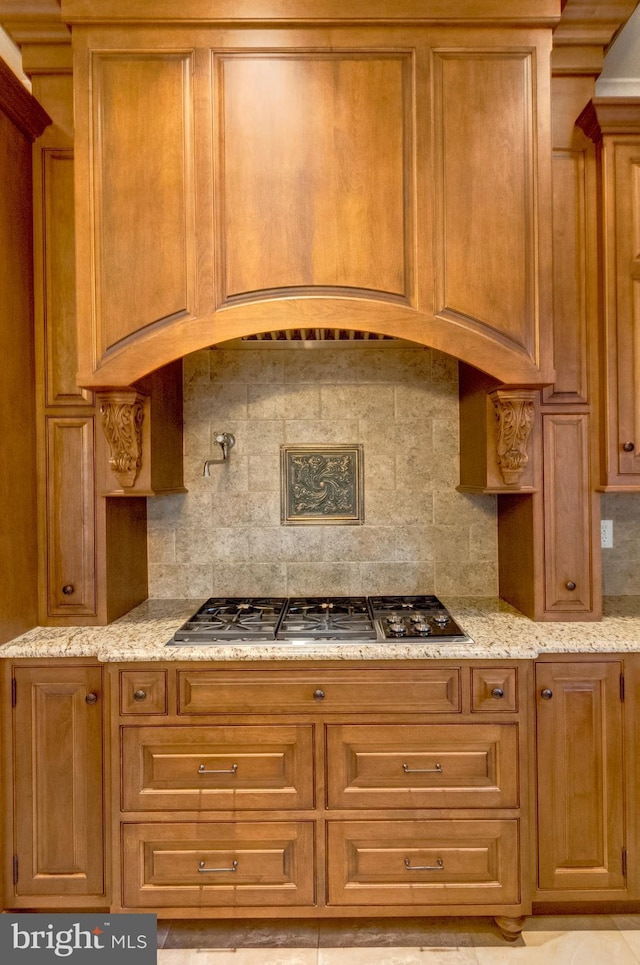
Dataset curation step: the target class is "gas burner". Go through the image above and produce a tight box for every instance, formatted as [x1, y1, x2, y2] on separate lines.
[277, 597, 377, 641]
[171, 597, 286, 643]
[370, 595, 469, 642]
[284, 597, 371, 617]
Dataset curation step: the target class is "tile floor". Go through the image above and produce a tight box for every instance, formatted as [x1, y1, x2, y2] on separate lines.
[156, 915, 640, 964]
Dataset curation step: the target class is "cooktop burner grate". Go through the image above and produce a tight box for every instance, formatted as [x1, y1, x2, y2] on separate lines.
[172, 597, 286, 642]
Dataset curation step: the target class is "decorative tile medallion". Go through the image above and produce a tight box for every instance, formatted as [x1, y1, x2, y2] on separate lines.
[280, 445, 364, 525]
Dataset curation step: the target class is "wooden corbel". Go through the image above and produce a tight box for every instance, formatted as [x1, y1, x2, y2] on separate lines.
[490, 389, 536, 485]
[97, 389, 146, 489]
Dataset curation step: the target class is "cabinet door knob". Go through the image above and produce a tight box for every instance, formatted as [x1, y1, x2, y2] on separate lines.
[491, 688, 504, 699]
[565, 581, 577, 591]
[313, 689, 325, 700]
[623, 441, 635, 452]
[133, 689, 147, 701]
[540, 689, 553, 700]
[62, 584, 75, 595]
[85, 692, 98, 704]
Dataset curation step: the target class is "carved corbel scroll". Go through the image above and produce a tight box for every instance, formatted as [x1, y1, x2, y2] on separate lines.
[98, 390, 146, 489]
[490, 389, 536, 486]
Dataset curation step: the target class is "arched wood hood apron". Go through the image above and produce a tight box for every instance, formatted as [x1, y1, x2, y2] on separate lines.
[64, 0, 561, 391]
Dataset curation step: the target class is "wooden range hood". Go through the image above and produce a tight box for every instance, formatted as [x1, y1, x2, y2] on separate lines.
[59, 0, 564, 392]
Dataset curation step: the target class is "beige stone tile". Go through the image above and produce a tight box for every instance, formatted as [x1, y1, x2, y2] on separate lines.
[432, 352, 459, 383]
[320, 384, 395, 422]
[249, 527, 325, 564]
[319, 949, 478, 964]
[362, 452, 396, 490]
[320, 526, 394, 563]
[394, 382, 458, 421]
[210, 348, 285, 383]
[183, 349, 212, 384]
[359, 561, 436, 595]
[284, 420, 360, 444]
[286, 562, 362, 596]
[207, 563, 288, 598]
[395, 451, 434, 489]
[147, 563, 213, 599]
[433, 492, 497, 527]
[248, 452, 280, 492]
[199, 456, 250, 495]
[176, 527, 250, 565]
[248, 383, 322, 421]
[185, 382, 249, 421]
[435, 561, 499, 596]
[158, 951, 317, 965]
[475, 929, 639, 963]
[365, 490, 434, 526]
[241, 420, 285, 453]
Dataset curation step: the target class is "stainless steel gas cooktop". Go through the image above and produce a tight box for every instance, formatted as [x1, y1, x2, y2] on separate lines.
[166, 594, 472, 646]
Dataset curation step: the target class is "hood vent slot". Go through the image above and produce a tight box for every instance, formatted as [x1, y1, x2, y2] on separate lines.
[242, 330, 396, 342]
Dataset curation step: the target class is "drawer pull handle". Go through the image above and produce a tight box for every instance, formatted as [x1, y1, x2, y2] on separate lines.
[404, 857, 444, 872]
[403, 762, 442, 774]
[198, 859, 238, 874]
[198, 763, 239, 775]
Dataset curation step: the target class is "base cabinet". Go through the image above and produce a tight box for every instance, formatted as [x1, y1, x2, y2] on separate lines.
[5, 655, 640, 928]
[110, 661, 530, 934]
[535, 659, 626, 898]
[1, 662, 106, 907]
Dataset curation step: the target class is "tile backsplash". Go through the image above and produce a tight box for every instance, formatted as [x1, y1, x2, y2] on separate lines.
[601, 493, 640, 595]
[147, 343, 499, 598]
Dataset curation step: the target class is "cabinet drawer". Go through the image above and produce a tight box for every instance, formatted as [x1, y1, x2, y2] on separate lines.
[122, 725, 314, 810]
[120, 670, 167, 715]
[122, 822, 314, 908]
[471, 669, 518, 712]
[326, 724, 518, 809]
[178, 669, 460, 715]
[327, 820, 519, 906]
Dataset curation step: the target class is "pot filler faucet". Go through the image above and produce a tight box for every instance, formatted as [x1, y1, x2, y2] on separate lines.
[203, 432, 236, 474]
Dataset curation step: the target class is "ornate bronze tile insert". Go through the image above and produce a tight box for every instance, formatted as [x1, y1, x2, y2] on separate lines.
[280, 445, 364, 525]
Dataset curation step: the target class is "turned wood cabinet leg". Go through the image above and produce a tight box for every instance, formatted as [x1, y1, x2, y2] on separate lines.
[494, 916, 526, 942]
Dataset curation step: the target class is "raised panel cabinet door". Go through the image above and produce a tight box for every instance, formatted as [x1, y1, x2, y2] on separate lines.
[542, 413, 597, 614]
[607, 141, 640, 483]
[577, 102, 640, 487]
[535, 661, 625, 894]
[46, 416, 96, 616]
[10, 666, 105, 899]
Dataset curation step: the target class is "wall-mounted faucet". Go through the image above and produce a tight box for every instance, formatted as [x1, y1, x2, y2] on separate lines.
[203, 432, 236, 475]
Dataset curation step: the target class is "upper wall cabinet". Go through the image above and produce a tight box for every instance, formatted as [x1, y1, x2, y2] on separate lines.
[578, 99, 640, 490]
[63, 0, 558, 388]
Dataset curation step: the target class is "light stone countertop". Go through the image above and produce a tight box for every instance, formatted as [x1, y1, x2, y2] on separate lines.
[2, 596, 640, 661]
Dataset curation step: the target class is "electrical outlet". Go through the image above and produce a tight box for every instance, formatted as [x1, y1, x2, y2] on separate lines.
[601, 519, 613, 548]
